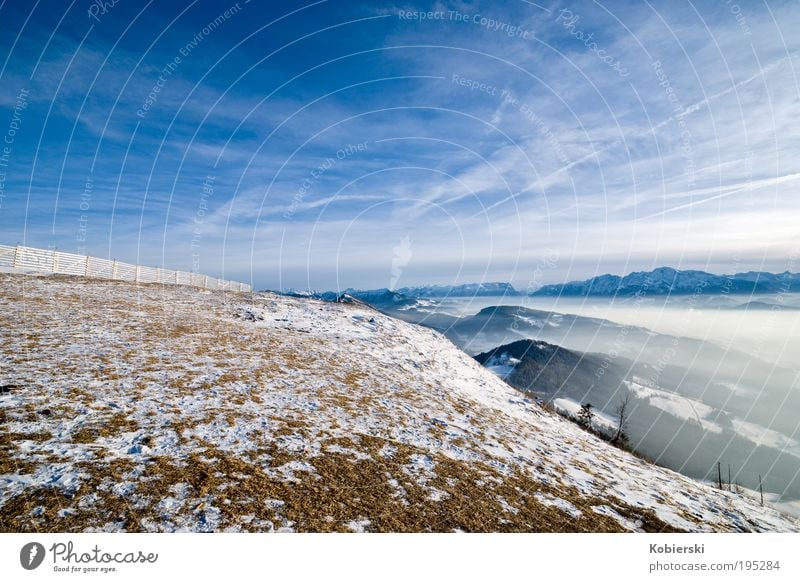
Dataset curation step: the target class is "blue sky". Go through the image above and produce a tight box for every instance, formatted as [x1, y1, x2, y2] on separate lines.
[1, 0, 799, 291]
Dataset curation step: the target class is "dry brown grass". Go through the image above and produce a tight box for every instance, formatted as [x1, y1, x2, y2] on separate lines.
[0, 429, 686, 533]
[0, 431, 40, 476]
[70, 413, 140, 444]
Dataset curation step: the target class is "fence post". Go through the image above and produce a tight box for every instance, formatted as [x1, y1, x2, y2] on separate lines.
[175, 270, 179, 284]
[13, 245, 21, 268]
[84, 255, 90, 277]
[112, 260, 118, 279]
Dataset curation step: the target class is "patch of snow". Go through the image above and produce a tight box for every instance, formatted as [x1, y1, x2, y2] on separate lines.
[592, 505, 641, 531]
[534, 492, 582, 519]
[732, 419, 800, 458]
[346, 518, 371, 532]
[626, 380, 722, 434]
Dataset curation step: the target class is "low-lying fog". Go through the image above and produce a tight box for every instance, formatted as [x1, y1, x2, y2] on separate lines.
[392, 292, 800, 510]
[421, 294, 800, 371]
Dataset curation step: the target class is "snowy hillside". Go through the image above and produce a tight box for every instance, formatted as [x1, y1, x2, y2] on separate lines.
[0, 273, 797, 532]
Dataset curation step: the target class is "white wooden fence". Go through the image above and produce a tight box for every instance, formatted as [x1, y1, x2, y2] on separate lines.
[0, 244, 251, 292]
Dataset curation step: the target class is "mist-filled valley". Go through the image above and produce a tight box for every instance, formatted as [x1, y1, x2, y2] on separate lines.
[380, 293, 800, 511]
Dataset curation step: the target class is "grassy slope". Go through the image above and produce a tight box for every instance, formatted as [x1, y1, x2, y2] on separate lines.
[0, 273, 796, 532]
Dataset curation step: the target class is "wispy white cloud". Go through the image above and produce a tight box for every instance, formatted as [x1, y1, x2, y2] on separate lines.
[3, 0, 800, 288]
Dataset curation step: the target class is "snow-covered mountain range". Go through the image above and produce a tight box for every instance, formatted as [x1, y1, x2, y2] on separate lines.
[532, 266, 800, 297]
[1, 273, 797, 532]
[282, 267, 800, 302]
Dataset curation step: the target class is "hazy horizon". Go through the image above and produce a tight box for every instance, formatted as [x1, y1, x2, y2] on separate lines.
[270, 264, 800, 294]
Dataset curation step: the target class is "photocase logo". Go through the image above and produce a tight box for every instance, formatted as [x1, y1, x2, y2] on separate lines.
[20, 542, 46, 570]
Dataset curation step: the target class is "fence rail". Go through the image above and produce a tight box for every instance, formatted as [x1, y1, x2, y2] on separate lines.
[0, 244, 251, 292]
